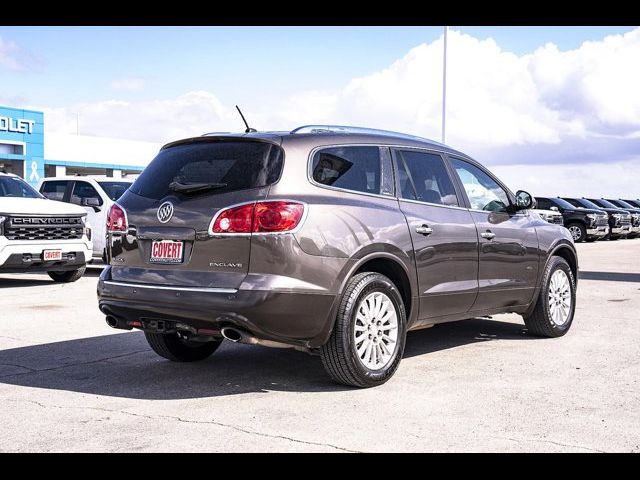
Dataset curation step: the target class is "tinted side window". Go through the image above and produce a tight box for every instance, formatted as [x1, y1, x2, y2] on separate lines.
[311, 146, 381, 195]
[71, 182, 103, 206]
[536, 198, 551, 210]
[396, 150, 458, 206]
[98, 181, 131, 201]
[40, 181, 69, 201]
[451, 158, 510, 213]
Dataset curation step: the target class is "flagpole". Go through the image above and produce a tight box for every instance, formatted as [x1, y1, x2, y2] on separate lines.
[442, 26, 448, 144]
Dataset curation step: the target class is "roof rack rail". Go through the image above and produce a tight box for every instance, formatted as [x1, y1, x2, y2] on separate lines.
[201, 132, 233, 136]
[290, 125, 443, 144]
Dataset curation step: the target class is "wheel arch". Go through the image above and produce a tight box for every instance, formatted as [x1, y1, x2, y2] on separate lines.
[351, 255, 415, 324]
[549, 243, 578, 284]
[311, 250, 417, 348]
[524, 240, 578, 319]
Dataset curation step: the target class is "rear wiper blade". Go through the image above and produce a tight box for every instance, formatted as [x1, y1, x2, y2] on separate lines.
[169, 181, 228, 194]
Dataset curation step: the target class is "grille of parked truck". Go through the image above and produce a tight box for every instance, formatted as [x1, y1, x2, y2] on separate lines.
[0, 172, 92, 282]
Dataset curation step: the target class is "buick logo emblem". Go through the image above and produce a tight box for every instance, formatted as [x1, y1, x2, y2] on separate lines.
[157, 202, 174, 223]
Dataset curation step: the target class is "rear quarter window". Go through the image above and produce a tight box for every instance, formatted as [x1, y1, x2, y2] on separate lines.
[129, 140, 284, 200]
[311, 146, 382, 195]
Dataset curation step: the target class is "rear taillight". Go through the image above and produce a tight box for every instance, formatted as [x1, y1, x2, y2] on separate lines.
[211, 201, 305, 234]
[107, 204, 128, 232]
[211, 203, 254, 234]
[254, 201, 305, 232]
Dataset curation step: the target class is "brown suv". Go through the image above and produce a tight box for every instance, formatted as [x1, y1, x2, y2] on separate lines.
[97, 126, 578, 388]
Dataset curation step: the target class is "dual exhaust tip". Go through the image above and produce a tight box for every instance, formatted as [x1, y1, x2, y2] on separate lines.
[104, 315, 250, 342]
[105, 315, 132, 330]
[104, 316, 295, 350]
[221, 327, 260, 344]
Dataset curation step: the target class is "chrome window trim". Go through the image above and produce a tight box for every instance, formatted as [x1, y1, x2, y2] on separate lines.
[397, 197, 470, 212]
[307, 143, 462, 203]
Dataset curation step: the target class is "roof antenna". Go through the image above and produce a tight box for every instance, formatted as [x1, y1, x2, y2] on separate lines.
[235, 105, 257, 133]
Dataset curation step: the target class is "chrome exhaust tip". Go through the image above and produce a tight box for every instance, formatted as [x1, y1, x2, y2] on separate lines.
[220, 327, 243, 342]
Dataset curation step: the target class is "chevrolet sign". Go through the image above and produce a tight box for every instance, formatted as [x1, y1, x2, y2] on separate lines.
[0, 117, 36, 135]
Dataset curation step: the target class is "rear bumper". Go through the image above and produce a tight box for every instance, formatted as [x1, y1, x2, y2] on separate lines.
[0, 238, 91, 273]
[97, 267, 339, 348]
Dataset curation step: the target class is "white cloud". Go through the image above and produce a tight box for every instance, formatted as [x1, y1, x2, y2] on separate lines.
[494, 159, 640, 199]
[110, 77, 146, 92]
[0, 36, 42, 72]
[39, 91, 235, 142]
[30, 28, 640, 196]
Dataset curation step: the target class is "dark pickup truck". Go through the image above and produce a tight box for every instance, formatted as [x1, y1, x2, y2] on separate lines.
[535, 197, 608, 242]
[604, 199, 640, 238]
[561, 198, 632, 240]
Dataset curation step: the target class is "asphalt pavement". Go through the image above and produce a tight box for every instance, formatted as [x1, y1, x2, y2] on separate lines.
[0, 239, 638, 452]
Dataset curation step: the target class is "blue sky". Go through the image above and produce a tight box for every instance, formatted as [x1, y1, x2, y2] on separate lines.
[1, 26, 639, 196]
[0, 26, 635, 107]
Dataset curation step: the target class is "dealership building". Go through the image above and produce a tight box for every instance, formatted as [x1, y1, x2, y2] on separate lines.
[0, 105, 161, 187]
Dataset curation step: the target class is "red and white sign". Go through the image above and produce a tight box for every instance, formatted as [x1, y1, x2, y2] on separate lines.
[150, 240, 184, 264]
[42, 250, 63, 261]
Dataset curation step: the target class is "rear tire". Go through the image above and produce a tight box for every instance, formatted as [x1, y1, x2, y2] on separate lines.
[567, 223, 586, 242]
[320, 272, 407, 388]
[145, 332, 222, 362]
[47, 266, 86, 283]
[524, 256, 576, 338]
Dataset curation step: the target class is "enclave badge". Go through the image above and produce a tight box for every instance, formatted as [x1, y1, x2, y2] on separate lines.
[209, 262, 243, 268]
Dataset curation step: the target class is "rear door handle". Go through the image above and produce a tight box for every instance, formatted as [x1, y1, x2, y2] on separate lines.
[415, 225, 433, 236]
[480, 230, 496, 240]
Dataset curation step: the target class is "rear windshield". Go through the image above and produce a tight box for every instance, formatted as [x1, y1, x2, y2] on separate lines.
[129, 141, 284, 200]
[98, 181, 131, 201]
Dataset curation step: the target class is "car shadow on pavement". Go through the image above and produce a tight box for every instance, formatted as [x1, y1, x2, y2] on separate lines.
[0, 318, 531, 399]
[579, 271, 640, 283]
[404, 317, 531, 358]
[83, 269, 103, 277]
[0, 276, 54, 287]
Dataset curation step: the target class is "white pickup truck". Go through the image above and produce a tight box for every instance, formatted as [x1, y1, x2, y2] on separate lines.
[0, 172, 92, 282]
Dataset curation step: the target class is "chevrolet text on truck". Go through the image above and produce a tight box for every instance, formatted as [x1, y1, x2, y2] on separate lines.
[0, 172, 92, 282]
[98, 126, 578, 388]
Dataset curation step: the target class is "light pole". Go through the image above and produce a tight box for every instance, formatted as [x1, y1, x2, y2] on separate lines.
[442, 26, 448, 144]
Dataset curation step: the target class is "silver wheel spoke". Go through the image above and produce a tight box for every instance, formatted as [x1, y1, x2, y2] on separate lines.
[357, 339, 369, 357]
[381, 333, 395, 343]
[355, 332, 368, 344]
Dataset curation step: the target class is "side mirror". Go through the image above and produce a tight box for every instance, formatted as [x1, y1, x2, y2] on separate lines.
[515, 190, 534, 210]
[550, 206, 559, 212]
[81, 197, 102, 212]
